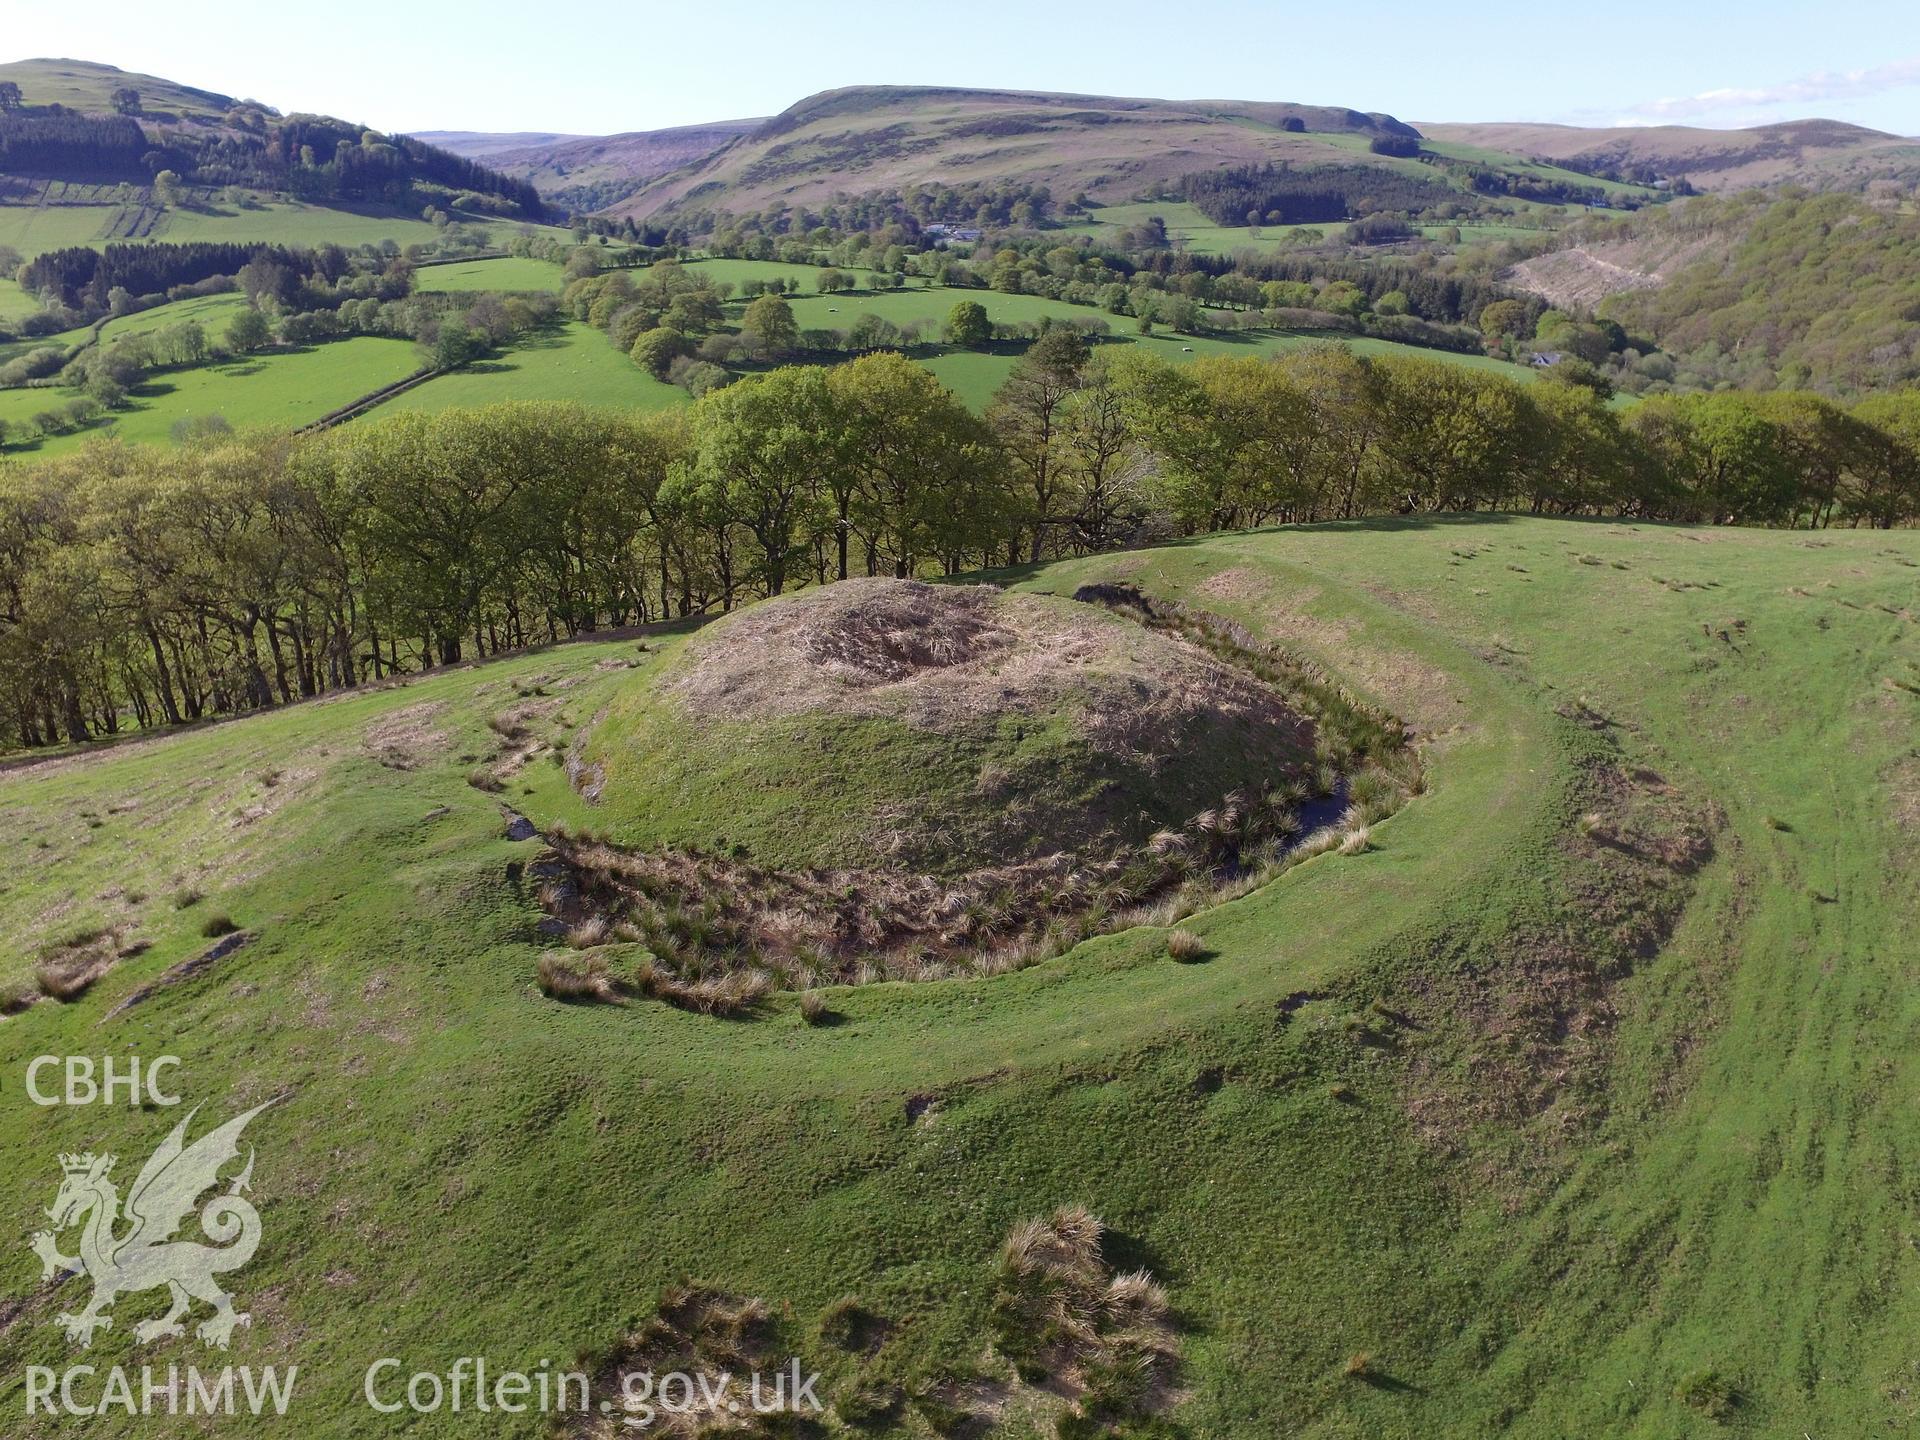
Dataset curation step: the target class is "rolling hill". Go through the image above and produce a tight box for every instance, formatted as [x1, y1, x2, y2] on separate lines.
[0, 57, 541, 216]
[1421, 116, 1920, 191]
[1505, 188, 1920, 391]
[423, 119, 765, 212]
[0, 57, 238, 120]
[605, 85, 1427, 220]
[414, 129, 593, 156]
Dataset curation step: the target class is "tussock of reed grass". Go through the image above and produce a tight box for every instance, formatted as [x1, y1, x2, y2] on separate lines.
[535, 951, 621, 1003]
[991, 1205, 1179, 1419]
[1166, 928, 1208, 962]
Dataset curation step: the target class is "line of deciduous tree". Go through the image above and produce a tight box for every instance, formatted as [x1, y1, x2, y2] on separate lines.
[1, 337, 1915, 748]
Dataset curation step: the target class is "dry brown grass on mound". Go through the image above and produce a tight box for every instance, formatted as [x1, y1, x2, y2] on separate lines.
[362, 700, 449, 772]
[564, 1286, 787, 1440]
[662, 578, 1312, 760]
[535, 952, 622, 1004]
[991, 1206, 1180, 1420]
[32, 924, 137, 1003]
[534, 768, 1320, 990]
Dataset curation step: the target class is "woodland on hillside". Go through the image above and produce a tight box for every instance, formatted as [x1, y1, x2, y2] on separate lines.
[4, 331, 1915, 747]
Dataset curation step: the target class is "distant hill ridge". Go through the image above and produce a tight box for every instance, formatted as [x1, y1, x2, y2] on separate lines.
[424, 119, 766, 213]
[0, 57, 543, 217]
[600, 83, 1427, 221]
[8, 64, 1915, 224]
[1420, 117, 1920, 190]
[484, 84, 1914, 222]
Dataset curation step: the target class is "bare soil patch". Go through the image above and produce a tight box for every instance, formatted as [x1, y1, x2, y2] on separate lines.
[665, 578, 1307, 763]
[1403, 753, 1722, 1180]
[1505, 246, 1663, 310]
[1885, 757, 1920, 838]
[362, 701, 449, 771]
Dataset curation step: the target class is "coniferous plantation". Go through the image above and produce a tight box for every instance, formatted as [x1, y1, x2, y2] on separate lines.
[2, 19, 1919, 1440]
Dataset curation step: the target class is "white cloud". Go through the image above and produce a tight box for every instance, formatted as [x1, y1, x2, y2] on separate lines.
[1622, 56, 1920, 122]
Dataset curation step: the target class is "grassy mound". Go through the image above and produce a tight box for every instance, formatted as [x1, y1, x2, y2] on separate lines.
[574, 578, 1318, 872]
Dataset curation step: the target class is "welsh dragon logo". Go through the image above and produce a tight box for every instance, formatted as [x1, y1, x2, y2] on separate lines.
[28, 1102, 273, 1349]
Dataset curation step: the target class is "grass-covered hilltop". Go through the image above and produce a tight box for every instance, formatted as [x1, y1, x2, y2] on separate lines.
[579, 579, 1322, 870]
[3, 512, 1916, 1436]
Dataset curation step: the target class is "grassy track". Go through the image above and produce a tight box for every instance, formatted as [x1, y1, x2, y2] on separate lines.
[0, 518, 1913, 1435]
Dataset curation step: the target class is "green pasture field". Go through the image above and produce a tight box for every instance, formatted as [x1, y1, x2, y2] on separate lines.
[1061, 200, 1340, 255]
[0, 320, 96, 368]
[95, 291, 251, 347]
[0, 337, 419, 455]
[374, 322, 685, 417]
[781, 286, 1540, 405]
[0, 205, 123, 260]
[1064, 187, 1595, 256]
[0, 198, 570, 262]
[414, 256, 567, 292]
[0, 282, 49, 323]
[0, 58, 232, 117]
[1417, 139, 1662, 200]
[683, 256, 888, 292]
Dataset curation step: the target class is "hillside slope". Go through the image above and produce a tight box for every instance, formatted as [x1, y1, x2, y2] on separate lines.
[608, 85, 1423, 219]
[1507, 189, 1920, 390]
[1, 518, 1915, 1436]
[0, 57, 541, 216]
[425, 118, 764, 211]
[1422, 116, 1920, 191]
[414, 129, 592, 156]
[0, 57, 237, 120]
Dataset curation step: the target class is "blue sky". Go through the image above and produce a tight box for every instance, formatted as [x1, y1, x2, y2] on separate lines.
[12, 0, 1919, 137]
